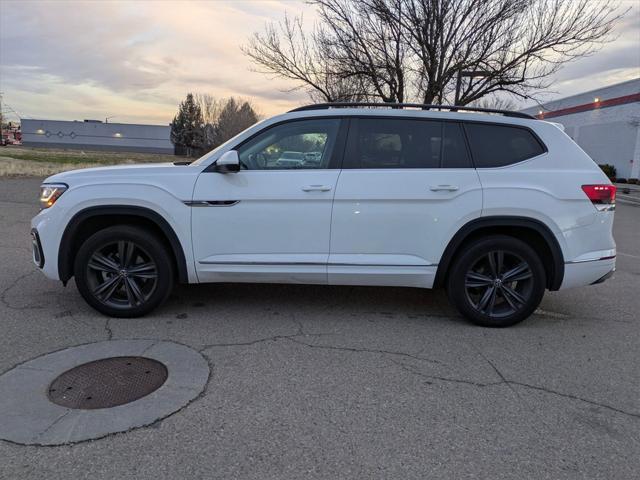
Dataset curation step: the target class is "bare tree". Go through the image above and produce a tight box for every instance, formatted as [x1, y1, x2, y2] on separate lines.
[243, 14, 360, 102]
[194, 93, 224, 149]
[213, 98, 260, 147]
[313, 0, 409, 102]
[194, 93, 224, 125]
[245, 0, 626, 106]
[472, 96, 517, 111]
[176, 95, 260, 154]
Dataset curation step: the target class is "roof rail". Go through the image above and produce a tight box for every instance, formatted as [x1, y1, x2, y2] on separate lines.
[288, 102, 535, 119]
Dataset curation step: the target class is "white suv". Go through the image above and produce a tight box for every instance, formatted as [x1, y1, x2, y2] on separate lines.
[31, 103, 617, 327]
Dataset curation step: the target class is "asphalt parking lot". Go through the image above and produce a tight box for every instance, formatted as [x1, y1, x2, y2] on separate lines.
[1, 177, 638, 479]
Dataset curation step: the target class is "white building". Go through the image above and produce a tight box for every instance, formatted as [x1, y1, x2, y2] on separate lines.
[521, 78, 640, 180]
[21, 119, 173, 154]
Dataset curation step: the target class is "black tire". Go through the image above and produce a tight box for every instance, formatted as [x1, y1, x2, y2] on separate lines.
[446, 235, 546, 327]
[74, 225, 174, 318]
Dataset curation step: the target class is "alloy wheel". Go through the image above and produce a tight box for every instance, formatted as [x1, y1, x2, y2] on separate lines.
[464, 250, 534, 318]
[86, 240, 158, 309]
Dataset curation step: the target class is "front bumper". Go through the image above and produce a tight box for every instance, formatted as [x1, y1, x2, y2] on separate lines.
[31, 209, 62, 281]
[31, 228, 44, 268]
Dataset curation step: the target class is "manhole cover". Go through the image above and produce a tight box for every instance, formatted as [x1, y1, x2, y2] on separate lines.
[48, 356, 168, 409]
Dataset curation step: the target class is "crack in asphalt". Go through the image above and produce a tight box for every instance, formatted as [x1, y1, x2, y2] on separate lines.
[0, 270, 42, 311]
[289, 312, 306, 336]
[34, 409, 72, 444]
[104, 318, 113, 341]
[506, 381, 640, 419]
[474, 346, 555, 437]
[389, 359, 502, 388]
[197, 332, 333, 352]
[285, 336, 443, 364]
[197, 316, 442, 365]
[194, 314, 639, 421]
[140, 340, 160, 356]
[390, 358, 640, 420]
[475, 347, 531, 406]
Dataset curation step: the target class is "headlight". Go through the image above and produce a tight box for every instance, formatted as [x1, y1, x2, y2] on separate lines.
[39, 183, 68, 209]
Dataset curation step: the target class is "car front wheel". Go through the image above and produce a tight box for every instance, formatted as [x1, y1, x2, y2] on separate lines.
[447, 235, 546, 327]
[74, 226, 174, 318]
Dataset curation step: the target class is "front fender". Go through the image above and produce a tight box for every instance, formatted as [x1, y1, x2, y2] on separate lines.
[35, 183, 197, 284]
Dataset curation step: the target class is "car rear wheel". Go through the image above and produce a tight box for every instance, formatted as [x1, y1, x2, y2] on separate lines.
[74, 226, 174, 318]
[447, 235, 546, 327]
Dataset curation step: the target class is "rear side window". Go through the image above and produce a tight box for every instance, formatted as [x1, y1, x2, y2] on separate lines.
[345, 118, 472, 169]
[464, 123, 545, 167]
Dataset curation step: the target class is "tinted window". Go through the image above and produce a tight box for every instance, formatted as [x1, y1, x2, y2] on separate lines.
[464, 123, 545, 167]
[347, 118, 472, 169]
[348, 118, 442, 169]
[237, 119, 340, 170]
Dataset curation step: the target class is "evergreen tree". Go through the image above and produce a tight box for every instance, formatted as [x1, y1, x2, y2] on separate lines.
[170, 93, 205, 156]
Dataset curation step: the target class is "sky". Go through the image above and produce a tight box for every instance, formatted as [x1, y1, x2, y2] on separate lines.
[0, 0, 639, 125]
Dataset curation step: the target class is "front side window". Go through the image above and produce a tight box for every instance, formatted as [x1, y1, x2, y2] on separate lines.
[464, 123, 545, 168]
[237, 119, 340, 170]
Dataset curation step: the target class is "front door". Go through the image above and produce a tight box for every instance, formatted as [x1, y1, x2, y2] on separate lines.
[329, 117, 483, 288]
[192, 117, 346, 284]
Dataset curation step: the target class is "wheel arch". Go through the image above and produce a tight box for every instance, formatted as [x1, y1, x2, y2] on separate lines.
[434, 216, 564, 291]
[58, 205, 189, 285]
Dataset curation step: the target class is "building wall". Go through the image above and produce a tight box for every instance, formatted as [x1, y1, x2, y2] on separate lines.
[521, 78, 640, 180]
[21, 119, 173, 154]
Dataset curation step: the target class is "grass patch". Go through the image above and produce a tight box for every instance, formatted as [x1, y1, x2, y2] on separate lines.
[0, 146, 178, 176]
[1, 147, 176, 165]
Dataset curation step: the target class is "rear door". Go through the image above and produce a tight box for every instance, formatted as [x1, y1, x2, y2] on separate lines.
[328, 117, 483, 288]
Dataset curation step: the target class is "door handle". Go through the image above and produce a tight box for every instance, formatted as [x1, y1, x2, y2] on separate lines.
[429, 184, 459, 192]
[302, 185, 332, 192]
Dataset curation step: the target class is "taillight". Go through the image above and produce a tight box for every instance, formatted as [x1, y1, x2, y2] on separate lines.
[581, 184, 616, 211]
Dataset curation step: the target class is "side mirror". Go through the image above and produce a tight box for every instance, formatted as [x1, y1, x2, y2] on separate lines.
[213, 150, 240, 173]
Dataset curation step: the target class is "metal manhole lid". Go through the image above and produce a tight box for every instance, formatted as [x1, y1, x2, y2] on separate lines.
[48, 356, 168, 409]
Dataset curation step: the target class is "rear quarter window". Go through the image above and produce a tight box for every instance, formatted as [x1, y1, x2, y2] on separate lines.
[464, 123, 545, 168]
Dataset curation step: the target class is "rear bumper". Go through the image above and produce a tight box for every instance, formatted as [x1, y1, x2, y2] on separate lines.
[560, 257, 616, 289]
[590, 268, 615, 285]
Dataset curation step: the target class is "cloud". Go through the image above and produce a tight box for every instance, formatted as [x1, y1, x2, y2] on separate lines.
[0, 0, 315, 122]
[554, 45, 640, 82]
[1, 0, 638, 123]
[1, 2, 173, 91]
